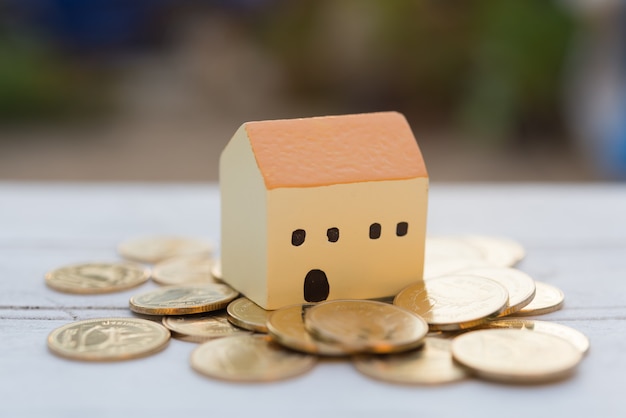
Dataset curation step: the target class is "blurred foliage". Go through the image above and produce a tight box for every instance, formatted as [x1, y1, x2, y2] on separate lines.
[254, 1, 473, 113]
[460, 1, 574, 144]
[0, 0, 575, 143]
[252, 0, 574, 143]
[0, 30, 112, 123]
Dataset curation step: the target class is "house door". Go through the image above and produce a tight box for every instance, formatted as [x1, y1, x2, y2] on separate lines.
[303, 269, 329, 302]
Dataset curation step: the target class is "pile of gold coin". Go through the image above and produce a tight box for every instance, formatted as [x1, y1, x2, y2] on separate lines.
[45, 235, 589, 385]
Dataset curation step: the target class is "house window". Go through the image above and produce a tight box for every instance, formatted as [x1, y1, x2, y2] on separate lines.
[369, 223, 381, 239]
[292, 229, 306, 246]
[396, 222, 409, 237]
[327, 227, 339, 242]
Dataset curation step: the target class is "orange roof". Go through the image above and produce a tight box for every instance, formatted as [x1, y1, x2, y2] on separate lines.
[244, 112, 427, 189]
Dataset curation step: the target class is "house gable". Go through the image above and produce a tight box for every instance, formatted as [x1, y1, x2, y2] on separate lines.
[244, 112, 427, 190]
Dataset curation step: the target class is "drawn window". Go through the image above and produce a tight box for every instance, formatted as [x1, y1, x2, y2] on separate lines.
[396, 222, 409, 237]
[327, 227, 339, 243]
[369, 223, 381, 239]
[292, 229, 306, 246]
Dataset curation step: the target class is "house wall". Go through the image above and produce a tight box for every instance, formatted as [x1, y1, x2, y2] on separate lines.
[220, 126, 268, 306]
[265, 177, 428, 309]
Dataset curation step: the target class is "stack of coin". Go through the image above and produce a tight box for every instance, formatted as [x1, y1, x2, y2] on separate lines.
[266, 300, 429, 358]
[159, 296, 273, 343]
[357, 235, 585, 384]
[394, 275, 509, 330]
[423, 235, 524, 278]
[129, 283, 238, 316]
[44, 234, 589, 386]
[303, 300, 428, 354]
[45, 237, 222, 362]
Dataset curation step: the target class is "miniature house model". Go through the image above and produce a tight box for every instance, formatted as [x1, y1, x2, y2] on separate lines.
[220, 112, 428, 310]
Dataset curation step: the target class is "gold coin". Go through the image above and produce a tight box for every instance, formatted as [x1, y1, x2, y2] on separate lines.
[162, 313, 249, 343]
[190, 334, 317, 382]
[226, 297, 270, 333]
[478, 319, 590, 354]
[457, 267, 536, 316]
[267, 304, 349, 356]
[304, 300, 428, 354]
[394, 275, 509, 331]
[210, 259, 222, 281]
[129, 283, 238, 315]
[463, 235, 525, 267]
[511, 281, 564, 316]
[118, 236, 213, 264]
[424, 236, 525, 272]
[45, 262, 149, 294]
[47, 317, 170, 361]
[423, 236, 494, 279]
[425, 236, 484, 263]
[423, 258, 493, 280]
[152, 256, 216, 286]
[353, 337, 468, 385]
[451, 329, 582, 383]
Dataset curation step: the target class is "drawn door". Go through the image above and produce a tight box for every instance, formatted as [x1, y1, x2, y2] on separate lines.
[303, 269, 329, 302]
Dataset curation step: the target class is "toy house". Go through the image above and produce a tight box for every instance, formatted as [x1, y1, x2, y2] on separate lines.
[220, 112, 428, 309]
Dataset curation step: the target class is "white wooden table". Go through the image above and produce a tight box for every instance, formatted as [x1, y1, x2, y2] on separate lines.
[1, 182, 624, 417]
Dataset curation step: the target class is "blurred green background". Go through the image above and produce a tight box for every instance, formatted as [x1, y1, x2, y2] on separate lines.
[1, 0, 625, 181]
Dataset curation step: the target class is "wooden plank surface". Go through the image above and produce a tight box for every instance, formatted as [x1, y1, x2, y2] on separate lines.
[1, 182, 624, 417]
